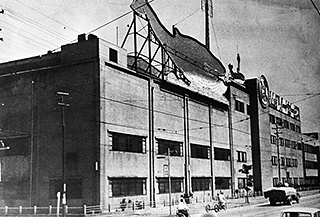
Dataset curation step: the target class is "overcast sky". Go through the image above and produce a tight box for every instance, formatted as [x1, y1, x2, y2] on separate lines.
[0, 0, 319, 134]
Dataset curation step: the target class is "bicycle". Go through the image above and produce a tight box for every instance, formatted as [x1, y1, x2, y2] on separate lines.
[205, 202, 227, 213]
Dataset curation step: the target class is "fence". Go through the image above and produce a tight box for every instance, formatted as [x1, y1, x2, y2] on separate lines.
[0, 205, 83, 216]
[0, 187, 318, 216]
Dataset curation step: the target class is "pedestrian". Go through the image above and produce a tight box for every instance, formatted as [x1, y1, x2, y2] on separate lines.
[217, 191, 226, 208]
[177, 198, 189, 217]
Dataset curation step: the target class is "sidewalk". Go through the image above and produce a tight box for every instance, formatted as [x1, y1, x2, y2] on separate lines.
[97, 189, 319, 216]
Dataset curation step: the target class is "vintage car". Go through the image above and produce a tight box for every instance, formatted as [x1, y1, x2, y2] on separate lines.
[281, 207, 320, 217]
[264, 187, 300, 205]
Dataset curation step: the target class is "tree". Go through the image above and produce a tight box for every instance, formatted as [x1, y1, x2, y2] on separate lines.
[238, 164, 253, 203]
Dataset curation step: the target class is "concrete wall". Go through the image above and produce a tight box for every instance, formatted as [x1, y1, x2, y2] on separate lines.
[0, 36, 100, 207]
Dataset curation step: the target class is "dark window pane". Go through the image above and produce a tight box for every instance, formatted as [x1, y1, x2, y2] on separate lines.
[110, 178, 146, 197]
[191, 144, 209, 159]
[157, 139, 182, 156]
[111, 132, 145, 153]
[215, 177, 231, 189]
[214, 148, 230, 161]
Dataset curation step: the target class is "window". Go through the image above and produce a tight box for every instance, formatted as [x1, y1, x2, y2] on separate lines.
[109, 178, 146, 197]
[292, 159, 298, 167]
[270, 135, 276, 144]
[246, 104, 250, 115]
[191, 144, 210, 159]
[109, 48, 118, 63]
[276, 117, 282, 126]
[291, 141, 296, 149]
[290, 123, 295, 131]
[214, 148, 230, 161]
[293, 178, 298, 186]
[237, 151, 247, 162]
[66, 152, 78, 176]
[286, 158, 291, 167]
[297, 142, 302, 150]
[272, 156, 277, 165]
[281, 157, 285, 166]
[283, 120, 289, 129]
[296, 125, 301, 133]
[238, 178, 247, 189]
[157, 178, 183, 194]
[285, 139, 291, 148]
[235, 100, 244, 113]
[304, 144, 317, 154]
[49, 178, 82, 199]
[157, 139, 182, 156]
[305, 161, 317, 169]
[273, 178, 279, 187]
[110, 132, 146, 153]
[269, 114, 275, 124]
[192, 177, 211, 191]
[279, 138, 284, 146]
[215, 177, 231, 190]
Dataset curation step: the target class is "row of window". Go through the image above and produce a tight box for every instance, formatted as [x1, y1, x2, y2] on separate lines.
[271, 156, 298, 167]
[305, 160, 318, 169]
[273, 177, 319, 187]
[269, 114, 301, 133]
[109, 177, 231, 197]
[270, 135, 302, 150]
[235, 99, 250, 115]
[273, 177, 301, 187]
[304, 144, 318, 154]
[110, 132, 234, 161]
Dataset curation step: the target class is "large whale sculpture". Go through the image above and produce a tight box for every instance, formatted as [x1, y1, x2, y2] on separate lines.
[130, 0, 226, 82]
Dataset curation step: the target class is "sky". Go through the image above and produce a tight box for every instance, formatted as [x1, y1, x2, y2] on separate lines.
[0, 0, 319, 134]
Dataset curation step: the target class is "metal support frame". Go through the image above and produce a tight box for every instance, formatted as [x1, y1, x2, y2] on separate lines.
[121, 12, 190, 85]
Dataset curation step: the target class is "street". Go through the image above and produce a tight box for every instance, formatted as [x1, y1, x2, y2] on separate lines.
[195, 193, 320, 217]
[108, 191, 320, 217]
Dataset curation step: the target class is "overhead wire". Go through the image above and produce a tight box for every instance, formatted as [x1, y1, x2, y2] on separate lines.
[13, 0, 80, 33]
[172, 9, 201, 27]
[0, 1, 317, 148]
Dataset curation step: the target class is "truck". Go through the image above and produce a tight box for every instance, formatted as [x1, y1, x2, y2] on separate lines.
[263, 187, 300, 205]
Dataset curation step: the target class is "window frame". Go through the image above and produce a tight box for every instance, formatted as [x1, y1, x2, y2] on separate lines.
[157, 177, 183, 194]
[109, 178, 146, 197]
[235, 99, 245, 113]
[109, 132, 146, 154]
[191, 143, 210, 159]
[156, 139, 182, 157]
[191, 177, 211, 191]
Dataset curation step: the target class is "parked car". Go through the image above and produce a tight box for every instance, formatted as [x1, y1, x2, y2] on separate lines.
[281, 207, 320, 217]
[264, 187, 300, 205]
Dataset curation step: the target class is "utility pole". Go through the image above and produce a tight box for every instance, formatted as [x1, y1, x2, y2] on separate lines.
[57, 91, 69, 217]
[273, 124, 282, 184]
[167, 148, 172, 216]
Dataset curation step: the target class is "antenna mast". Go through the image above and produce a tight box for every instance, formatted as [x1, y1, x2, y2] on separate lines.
[202, 0, 213, 49]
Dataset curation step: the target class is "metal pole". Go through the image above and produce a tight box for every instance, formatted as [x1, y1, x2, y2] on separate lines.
[57, 91, 69, 217]
[168, 148, 172, 216]
[275, 124, 281, 183]
[205, 0, 210, 49]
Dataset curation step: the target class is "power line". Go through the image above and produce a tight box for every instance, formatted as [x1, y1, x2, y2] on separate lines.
[172, 9, 201, 27]
[13, 0, 79, 33]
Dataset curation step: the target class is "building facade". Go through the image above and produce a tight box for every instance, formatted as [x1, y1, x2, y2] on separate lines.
[0, 1, 319, 211]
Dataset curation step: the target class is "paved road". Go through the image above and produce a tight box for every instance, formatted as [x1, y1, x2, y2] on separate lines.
[204, 193, 320, 217]
[98, 190, 320, 216]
